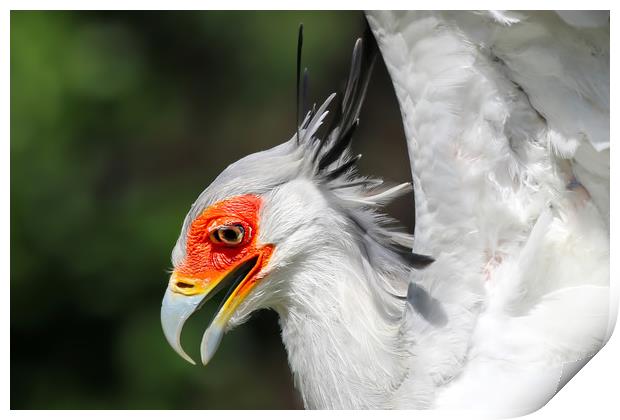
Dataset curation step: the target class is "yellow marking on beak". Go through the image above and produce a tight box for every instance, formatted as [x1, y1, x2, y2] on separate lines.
[199, 252, 269, 365]
[169, 272, 213, 296]
[162, 247, 273, 366]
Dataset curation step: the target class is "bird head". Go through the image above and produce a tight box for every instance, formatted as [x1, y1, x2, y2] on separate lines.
[161, 27, 433, 366]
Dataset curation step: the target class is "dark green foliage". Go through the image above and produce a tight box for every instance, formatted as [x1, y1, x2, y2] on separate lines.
[10, 11, 411, 409]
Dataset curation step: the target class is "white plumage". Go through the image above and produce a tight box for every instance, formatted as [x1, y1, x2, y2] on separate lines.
[161, 11, 610, 414]
[367, 11, 610, 413]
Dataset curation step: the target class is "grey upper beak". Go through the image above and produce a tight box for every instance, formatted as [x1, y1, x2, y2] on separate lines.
[160, 288, 206, 365]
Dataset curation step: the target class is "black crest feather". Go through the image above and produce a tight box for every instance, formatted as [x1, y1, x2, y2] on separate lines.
[293, 22, 434, 272]
[313, 25, 378, 171]
[296, 23, 304, 145]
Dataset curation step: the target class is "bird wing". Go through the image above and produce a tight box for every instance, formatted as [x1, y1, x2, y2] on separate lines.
[367, 11, 610, 413]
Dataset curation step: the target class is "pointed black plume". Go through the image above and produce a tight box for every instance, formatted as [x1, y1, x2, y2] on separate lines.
[293, 23, 433, 272]
[316, 24, 378, 171]
[296, 23, 304, 145]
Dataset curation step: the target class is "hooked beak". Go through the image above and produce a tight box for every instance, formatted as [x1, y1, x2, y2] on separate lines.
[161, 248, 272, 366]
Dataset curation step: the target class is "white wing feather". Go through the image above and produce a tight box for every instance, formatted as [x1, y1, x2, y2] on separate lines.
[367, 11, 610, 414]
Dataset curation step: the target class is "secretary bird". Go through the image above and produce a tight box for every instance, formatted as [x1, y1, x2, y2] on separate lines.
[161, 11, 611, 414]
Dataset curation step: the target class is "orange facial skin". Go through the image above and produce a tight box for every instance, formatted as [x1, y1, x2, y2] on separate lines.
[171, 195, 273, 297]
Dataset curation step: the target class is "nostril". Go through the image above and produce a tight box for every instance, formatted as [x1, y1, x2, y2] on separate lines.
[176, 281, 194, 289]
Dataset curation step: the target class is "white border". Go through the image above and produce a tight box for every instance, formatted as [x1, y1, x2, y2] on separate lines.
[4, 3, 618, 419]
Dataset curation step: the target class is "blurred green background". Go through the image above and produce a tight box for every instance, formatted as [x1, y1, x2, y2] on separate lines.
[11, 11, 412, 409]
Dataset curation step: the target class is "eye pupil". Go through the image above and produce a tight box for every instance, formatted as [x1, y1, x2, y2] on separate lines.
[222, 229, 238, 242]
[210, 224, 245, 245]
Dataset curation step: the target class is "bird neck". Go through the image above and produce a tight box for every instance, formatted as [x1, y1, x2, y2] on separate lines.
[274, 248, 409, 409]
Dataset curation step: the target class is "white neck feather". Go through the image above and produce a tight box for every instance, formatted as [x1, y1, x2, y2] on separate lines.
[274, 246, 410, 409]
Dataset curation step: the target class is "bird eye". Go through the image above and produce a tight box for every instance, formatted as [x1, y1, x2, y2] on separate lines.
[209, 224, 245, 246]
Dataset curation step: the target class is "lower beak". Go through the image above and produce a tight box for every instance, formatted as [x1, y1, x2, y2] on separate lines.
[161, 252, 267, 366]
